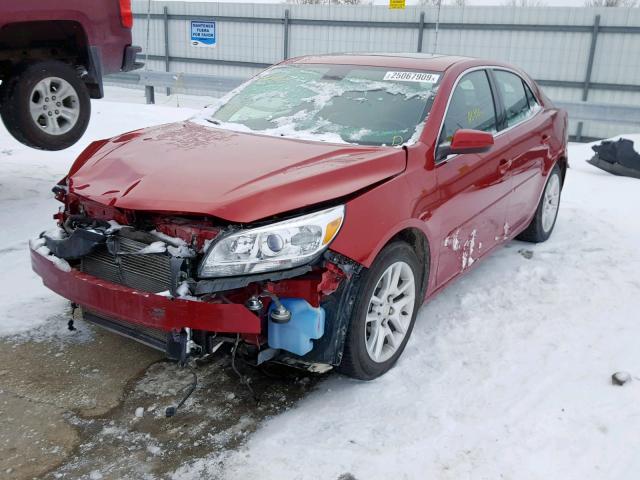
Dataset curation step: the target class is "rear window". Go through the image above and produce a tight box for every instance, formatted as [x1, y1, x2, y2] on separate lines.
[208, 64, 441, 146]
[523, 81, 540, 110]
[493, 70, 536, 128]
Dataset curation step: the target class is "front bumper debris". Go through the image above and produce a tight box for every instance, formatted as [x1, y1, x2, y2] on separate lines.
[44, 227, 106, 260]
[30, 246, 261, 334]
[29, 216, 362, 369]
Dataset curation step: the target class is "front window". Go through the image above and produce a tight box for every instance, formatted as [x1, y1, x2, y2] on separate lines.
[206, 64, 441, 146]
[439, 70, 497, 146]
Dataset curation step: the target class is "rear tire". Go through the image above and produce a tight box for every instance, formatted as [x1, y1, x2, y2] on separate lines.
[0, 60, 90, 151]
[338, 242, 422, 380]
[517, 163, 562, 243]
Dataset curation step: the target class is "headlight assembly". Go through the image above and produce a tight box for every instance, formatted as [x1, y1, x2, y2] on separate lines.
[198, 205, 345, 278]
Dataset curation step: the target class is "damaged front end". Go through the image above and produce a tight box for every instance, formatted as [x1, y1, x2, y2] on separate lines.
[30, 191, 363, 373]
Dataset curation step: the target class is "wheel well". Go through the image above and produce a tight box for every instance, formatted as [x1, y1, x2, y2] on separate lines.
[0, 21, 88, 79]
[387, 228, 431, 297]
[556, 156, 568, 187]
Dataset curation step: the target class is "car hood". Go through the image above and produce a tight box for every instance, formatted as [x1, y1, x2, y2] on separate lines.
[68, 122, 407, 223]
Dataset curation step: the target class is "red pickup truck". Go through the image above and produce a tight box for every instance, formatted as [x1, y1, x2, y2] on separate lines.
[0, 0, 142, 150]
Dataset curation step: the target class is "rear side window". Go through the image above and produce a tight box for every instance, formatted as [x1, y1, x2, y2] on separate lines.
[493, 70, 535, 128]
[440, 70, 497, 143]
[523, 81, 540, 110]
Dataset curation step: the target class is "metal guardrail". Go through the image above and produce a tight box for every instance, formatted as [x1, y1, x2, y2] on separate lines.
[555, 102, 640, 126]
[105, 71, 640, 139]
[108, 71, 244, 93]
[107, 71, 244, 104]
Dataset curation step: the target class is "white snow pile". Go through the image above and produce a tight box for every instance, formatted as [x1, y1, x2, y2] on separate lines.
[31, 244, 72, 272]
[150, 229, 189, 246]
[155, 281, 198, 302]
[173, 136, 640, 479]
[136, 241, 167, 255]
[0, 87, 199, 337]
[134, 240, 196, 258]
[150, 229, 196, 258]
[28, 227, 78, 272]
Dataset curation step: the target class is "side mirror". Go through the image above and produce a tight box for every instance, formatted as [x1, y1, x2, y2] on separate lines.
[436, 129, 494, 162]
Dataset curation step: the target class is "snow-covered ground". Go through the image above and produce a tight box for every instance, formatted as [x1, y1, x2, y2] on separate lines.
[173, 138, 640, 479]
[1, 88, 639, 479]
[0, 87, 206, 336]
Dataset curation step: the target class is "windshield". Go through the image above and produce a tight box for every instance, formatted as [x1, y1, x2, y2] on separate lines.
[207, 64, 441, 146]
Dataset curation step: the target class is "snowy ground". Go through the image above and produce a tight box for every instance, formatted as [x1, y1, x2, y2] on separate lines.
[0, 87, 208, 337]
[1, 88, 640, 479]
[174, 139, 640, 479]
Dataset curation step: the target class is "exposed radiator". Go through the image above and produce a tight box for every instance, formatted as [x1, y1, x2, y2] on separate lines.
[81, 236, 172, 294]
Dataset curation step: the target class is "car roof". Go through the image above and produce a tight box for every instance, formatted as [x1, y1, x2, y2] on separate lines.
[283, 53, 478, 72]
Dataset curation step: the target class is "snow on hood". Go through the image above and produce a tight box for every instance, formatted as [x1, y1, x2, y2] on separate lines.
[68, 122, 406, 223]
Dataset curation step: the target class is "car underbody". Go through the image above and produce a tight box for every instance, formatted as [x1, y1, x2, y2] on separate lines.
[31, 196, 365, 373]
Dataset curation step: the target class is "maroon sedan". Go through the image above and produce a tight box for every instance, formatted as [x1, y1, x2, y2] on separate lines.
[30, 54, 567, 380]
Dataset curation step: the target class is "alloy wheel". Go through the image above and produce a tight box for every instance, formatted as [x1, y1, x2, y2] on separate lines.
[541, 173, 561, 233]
[29, 77, 80, 135]
[364, 261, 416, 363]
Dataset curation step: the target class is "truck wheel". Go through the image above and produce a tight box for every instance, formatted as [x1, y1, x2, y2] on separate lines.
[338, 242, 422, 380]
[516, 163, 562, 243]
[0, 61, 90, 151]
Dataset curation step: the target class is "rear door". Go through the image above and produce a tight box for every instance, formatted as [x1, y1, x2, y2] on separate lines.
[433, 69, 512, 287]
[491, 69, 554, 232]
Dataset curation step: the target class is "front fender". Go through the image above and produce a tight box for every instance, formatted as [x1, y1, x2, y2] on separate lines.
[329, 171, 437, 282]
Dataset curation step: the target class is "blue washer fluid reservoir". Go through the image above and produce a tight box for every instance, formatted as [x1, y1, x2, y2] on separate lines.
[268, 298, 325, 356]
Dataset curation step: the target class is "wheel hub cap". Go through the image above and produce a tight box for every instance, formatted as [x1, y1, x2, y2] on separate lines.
[29, 77, 80, 136]
[541, 173, 561, 233]
[364, 261, 416, 363]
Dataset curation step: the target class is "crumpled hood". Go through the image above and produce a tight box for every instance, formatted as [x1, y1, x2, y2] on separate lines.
[69, 122, 406, 223]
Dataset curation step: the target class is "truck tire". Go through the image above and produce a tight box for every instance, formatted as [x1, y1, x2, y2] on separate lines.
[0, 60, 91, 151]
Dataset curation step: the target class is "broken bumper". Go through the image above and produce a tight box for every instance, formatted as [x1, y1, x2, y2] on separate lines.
[30, 246, 261, 334]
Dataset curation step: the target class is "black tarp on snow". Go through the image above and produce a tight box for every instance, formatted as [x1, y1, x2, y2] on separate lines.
[588, 138, 640, 179]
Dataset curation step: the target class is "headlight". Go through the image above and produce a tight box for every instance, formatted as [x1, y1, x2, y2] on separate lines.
[198, 205, 345, 278]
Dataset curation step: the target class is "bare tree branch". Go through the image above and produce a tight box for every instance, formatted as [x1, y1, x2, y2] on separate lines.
[419, 0, 467, 5]
[584, 0, 638, 6]
[286, 0, 364, 4]
[503, 0, 547, 6]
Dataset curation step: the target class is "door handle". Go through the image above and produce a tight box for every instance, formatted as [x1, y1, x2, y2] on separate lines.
[498, 158, 512, 175]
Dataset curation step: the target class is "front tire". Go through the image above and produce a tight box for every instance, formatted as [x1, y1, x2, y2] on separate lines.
[517, 163, 562, 243]
[0, 61, 91, 151]
[338, 242, 422, 380]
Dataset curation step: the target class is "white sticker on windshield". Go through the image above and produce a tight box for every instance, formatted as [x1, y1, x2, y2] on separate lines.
[383, 71, 440, 83]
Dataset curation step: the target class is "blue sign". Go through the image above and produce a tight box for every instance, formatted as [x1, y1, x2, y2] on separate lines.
[190, 20, 216, 48]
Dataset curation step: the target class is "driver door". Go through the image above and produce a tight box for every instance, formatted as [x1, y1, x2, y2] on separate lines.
[433, 69, 512, 287]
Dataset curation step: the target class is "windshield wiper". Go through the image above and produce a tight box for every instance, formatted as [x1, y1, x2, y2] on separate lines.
[206, 118, 221, 126]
